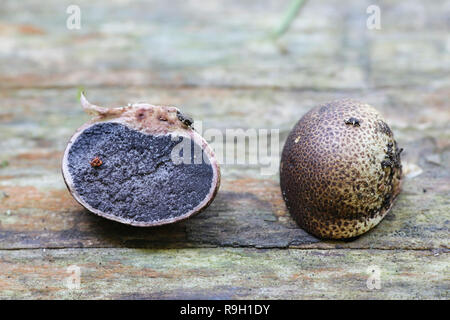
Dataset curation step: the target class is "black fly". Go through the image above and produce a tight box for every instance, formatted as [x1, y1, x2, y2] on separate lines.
[344, 117, 361, 127]
[177, 110, 194, 127]
[381, 159, 392, 168]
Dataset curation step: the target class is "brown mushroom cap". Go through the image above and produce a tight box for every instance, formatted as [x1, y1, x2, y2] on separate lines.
[62, 93, 220, 226]
[280, 99, 402, 239]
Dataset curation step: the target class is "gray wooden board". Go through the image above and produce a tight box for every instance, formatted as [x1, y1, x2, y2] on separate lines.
[0, 0, 448, 299]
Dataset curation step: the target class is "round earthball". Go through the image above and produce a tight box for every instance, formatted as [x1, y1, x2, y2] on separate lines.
[280, 99, 403, 239]
[62, 93, 220, 226]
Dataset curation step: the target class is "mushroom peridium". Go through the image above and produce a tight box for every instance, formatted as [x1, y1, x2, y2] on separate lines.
[280, 99, 403, 239]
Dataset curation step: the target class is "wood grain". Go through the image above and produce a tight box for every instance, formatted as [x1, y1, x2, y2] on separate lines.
[0, 88, 448, 250]
[0, 0, 448, 299]
[0, 248, 448, 299]
[1, 0, 448, 90]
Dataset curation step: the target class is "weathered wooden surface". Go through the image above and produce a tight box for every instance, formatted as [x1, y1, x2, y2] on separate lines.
[0, 248, 448, 299]
[0, 0, 449, 299]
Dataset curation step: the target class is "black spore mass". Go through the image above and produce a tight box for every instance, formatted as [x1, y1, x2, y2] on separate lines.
[67, 122, 214, 222]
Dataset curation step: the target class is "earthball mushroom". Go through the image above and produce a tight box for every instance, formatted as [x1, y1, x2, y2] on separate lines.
[280, 99, 403, 239]
[62, 93, 220, 226]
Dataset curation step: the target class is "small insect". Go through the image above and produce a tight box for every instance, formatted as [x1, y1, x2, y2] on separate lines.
[177, 110, 194, 127]
[381, 159, 392, 168]
[136, 110, 146, 120]
[382, 194, 391, 209]
[344, 117, 361, 126]
[90, 156, 103, 167]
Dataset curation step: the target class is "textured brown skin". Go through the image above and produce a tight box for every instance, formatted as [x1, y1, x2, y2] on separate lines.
[280, 99, 403, 239]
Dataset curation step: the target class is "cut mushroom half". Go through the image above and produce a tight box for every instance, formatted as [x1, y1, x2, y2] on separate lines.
[62, 93, 220, 226]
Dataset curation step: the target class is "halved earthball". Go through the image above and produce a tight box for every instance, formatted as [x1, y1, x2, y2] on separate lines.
[280, 99, 403, 239]
[62, 93, 220, 226]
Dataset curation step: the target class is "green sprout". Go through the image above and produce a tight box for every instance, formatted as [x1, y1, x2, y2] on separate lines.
[77, 86, 85, 102]
[271, 0, 308, 39]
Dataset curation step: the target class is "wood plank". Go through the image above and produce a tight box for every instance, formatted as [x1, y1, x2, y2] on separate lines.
[1, 0, 449, 301]
[0, 248, 447, 299]
[0, 87, 448, 250]
[1, 0, 448, 89]
[369, 0, 450, 87]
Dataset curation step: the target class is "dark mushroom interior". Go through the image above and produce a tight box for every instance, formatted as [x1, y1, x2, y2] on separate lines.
[67, 122, 214, 223]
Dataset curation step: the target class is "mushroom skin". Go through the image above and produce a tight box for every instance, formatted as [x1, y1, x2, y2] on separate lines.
[280, 99, 402, 239]
[62, 93, 220, 226]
